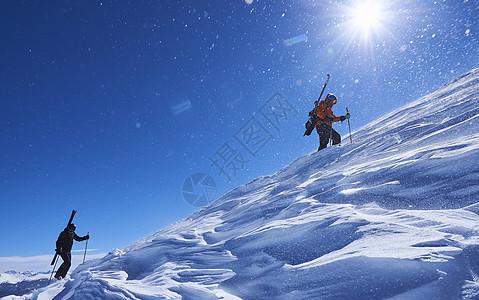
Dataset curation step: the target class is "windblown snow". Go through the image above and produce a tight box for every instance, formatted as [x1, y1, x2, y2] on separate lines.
[7, 68, 479, 299]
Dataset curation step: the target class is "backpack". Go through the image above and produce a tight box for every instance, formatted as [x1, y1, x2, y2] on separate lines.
[304, 107, 319, 136]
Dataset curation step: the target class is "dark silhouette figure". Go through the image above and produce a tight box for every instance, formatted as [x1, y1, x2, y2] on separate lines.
[54, 223, 89, 280]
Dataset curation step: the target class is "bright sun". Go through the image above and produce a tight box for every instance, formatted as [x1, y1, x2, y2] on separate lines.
[351, 1, 383, 35]
[326, 0, 391, 65]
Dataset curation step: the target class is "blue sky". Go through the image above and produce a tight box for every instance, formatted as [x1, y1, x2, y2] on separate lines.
[0, 0, 478, 261]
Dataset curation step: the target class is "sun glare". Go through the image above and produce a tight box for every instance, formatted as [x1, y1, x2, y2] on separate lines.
[352, 1, 383, 35]
[324, 0, 393, 70]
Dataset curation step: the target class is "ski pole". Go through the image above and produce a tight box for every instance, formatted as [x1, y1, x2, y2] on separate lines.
[83, 232, 89, 263]
[330, 126, 333, 146]
[346, 107, 352, 143]
[48, 255, 59, 285]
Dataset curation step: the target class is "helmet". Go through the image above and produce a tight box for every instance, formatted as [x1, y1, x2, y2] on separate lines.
[67, 223, 76, 232]
[325, 93, 338, 104]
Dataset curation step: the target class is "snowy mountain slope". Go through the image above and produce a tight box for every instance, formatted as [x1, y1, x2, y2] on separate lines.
[0, 272, 49, 286]
[14, 67, 479, 299]
[0, 271, 49, 298]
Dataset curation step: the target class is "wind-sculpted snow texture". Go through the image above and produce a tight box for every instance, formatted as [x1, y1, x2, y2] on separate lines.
[18, 68, 479, 299]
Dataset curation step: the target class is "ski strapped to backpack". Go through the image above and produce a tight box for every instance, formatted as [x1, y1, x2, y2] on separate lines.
[304, 74, 330, 136]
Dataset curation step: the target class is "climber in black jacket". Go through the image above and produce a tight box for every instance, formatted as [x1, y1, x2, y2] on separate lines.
[54, 223, 89, 280]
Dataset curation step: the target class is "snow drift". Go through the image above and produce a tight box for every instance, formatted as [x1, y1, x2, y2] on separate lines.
[11, 68, 479, 299]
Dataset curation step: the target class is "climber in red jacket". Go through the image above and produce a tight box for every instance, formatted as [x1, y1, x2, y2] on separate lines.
[314, 93, 350, 151]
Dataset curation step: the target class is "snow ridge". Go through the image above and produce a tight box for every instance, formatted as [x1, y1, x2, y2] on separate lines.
[14, 67, 479, 299]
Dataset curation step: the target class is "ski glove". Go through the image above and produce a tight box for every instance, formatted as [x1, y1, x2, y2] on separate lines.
[85, 234, 90, 240]
[55, 248, 62, 254]
[340, 113, 350, 121]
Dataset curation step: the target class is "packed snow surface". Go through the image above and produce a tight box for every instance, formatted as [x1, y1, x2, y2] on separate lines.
[9, 68, 479, 299]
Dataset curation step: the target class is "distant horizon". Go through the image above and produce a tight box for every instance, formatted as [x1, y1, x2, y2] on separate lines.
[0, 252, 107, 273]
